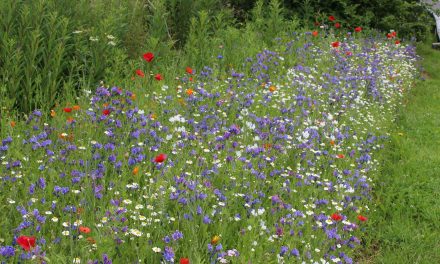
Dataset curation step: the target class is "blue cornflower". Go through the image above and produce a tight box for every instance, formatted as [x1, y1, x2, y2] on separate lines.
[0, 246, 15, 257]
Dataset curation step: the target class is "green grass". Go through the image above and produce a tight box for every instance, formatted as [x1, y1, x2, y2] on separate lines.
[365, 38, 440, 263]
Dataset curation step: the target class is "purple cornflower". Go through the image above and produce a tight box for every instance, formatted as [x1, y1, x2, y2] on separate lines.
[280, 246, 289, 256]
[171, 230, 183, 241]
[163, 246, 174, 262]
[203, 215, 211, 224]
[0, 246, 15, 257]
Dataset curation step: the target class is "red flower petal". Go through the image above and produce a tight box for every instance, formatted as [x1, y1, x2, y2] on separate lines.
[143, 52, 154, 62]
[331, 213, 343, 221]
[17, 236, 36, 251]
[355, 27, 362, 32]
[154, 153, 167, 163]
[186, 67, 193, 74]
[357, 215, 368, 222]
[180, 258, 190, 264]
[136, 69, 145, 77]
[155, 74, 163, 81]
[102, 109, 110, 116]
[329, 15, 335, 22]
[331, 41, 340, 48]
[63, 107, 72, 113]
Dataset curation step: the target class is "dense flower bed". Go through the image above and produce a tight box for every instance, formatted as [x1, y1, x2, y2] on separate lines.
[0, 31, 417, 263]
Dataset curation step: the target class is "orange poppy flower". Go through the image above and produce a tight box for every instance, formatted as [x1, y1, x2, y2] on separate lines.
[131, 93, 136, 100]
[10, 121, 16, 128]
[211, 235, 220, 245]
[73, 105, 80, 111]
[312, 31, 318, 37]
[269, 85, 276, 92]
[186, 89, 194, 96]
[132, 166, 139, 175]
[330, 140, 335, 146]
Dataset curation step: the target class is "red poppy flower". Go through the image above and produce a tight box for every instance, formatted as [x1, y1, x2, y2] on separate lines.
[143, 52, 154, 62]
[329, 15, 335, 22]
[335, 23, 341, 29]
[186, 67, 193, 74]
[154, 153, 167, 163]
[355, 27, 362, 32]
[336, 154, 345, 159]
[63, 107, 72, 113]
[79, 226, 91, 234]
[102, 109, 110, 116]
[180, 258, 190, 264]
[136, 69, 145, 77]
[395, 40, 401, 45]
[155, 74, 163, 81]
[312, 31, 318, 37]
[331, 213, 343, 221]
[391, 31, 397, 37]
[17, 236, 36, 251]
[357, 215, 368, 222]
[331, 41, 340, 48]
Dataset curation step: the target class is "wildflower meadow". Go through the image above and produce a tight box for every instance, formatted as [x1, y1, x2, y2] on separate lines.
[0, 2, 425, 263]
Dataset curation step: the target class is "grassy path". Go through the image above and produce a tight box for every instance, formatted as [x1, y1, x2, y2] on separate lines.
[367, 40, 440, 263]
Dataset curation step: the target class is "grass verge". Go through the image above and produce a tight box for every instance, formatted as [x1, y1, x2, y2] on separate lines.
[365, 38, 440, 263]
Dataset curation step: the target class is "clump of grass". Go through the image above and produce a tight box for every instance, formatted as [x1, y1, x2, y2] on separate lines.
[362, 36, 440, 263]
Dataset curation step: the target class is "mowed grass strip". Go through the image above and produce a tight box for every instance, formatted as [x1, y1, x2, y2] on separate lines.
[366, 39, 440, 263]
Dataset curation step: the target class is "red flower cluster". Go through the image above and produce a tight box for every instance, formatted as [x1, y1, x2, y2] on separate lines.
[387, 31, 397, 39]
